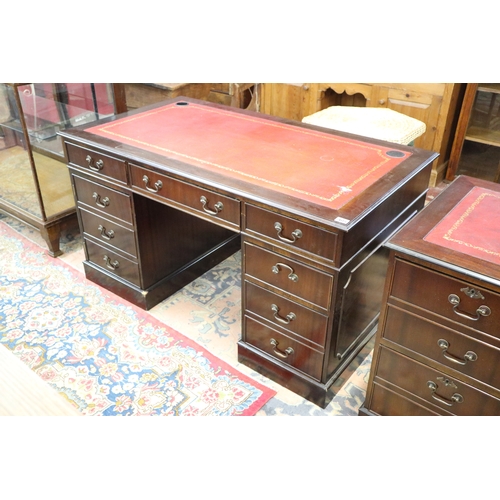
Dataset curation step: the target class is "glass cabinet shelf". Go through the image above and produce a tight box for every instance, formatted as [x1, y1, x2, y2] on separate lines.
[0, 83, 125, 256]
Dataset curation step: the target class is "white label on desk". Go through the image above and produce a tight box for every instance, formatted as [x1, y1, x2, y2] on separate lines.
[334, 217, 350, 224]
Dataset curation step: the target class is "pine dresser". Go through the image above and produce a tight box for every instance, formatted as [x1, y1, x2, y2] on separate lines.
[361, 175, 500, 416]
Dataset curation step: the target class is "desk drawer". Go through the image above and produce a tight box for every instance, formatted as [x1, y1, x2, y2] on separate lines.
[73, 175, 133, 224]
[244, 316, 324, 381]
[66, 143, 128, 184]
[130, 164, 240, 229]
[245, 282, 328, 347]
[390, 259, 500, 338]
[79, 208, 137, 258]
[85, 239, 141, 287]
[375, 346, 500, 416]
[245, 204, 338, 262]
[244, 242, 333, 310]
[383, 304, 500, 389]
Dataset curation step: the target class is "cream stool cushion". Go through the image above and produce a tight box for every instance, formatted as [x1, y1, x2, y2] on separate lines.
[302, 106, 426, 145]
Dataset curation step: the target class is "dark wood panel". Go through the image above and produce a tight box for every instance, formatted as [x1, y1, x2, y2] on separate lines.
[245, 281, 328, 348]
[375, 346, 500, 416]
[244, 316, 324, 381]
[66, 142, 128, 184]
[72, 174, 133, 224]
[244, 204, 338, 263]
[244, 242, 334, 310]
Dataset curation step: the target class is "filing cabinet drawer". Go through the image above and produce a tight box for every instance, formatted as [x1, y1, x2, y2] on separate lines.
[245, 204, 338, 262]
[375, 346, 500, 416]
[245, 281, 328, 347]
[66, 143, 128, 184]
[390, 259, 500, 338]
[383, 304, 500, 389]
[129, 164, 241, 229]
[79, 208, 137, 258]
[85, 239, 141, 287]
[368, 384, 442, 416]
[244, 316, 324, 381]
[72, 175, 133, 224]
[244, 242, 333, 310]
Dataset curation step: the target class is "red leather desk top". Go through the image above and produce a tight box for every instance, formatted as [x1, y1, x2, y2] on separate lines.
[424, 186, 500, 266]
[86, 102, 411, 210]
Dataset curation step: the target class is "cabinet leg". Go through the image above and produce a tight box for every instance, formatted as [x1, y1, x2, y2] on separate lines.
[40, 224, 62, 257]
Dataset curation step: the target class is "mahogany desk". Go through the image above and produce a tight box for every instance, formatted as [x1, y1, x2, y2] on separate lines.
[59, 98, 438, 407]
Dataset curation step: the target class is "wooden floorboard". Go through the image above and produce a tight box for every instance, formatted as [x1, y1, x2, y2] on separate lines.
[0, 345, 81, 416]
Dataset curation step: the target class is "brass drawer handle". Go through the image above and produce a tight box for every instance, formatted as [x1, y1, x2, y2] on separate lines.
[143, 175, 163, 193]
[98, 224, 115, 240]
[200, 196, 224, 215]
[103, 255, 119, 270]
[274, 222, 302, 244]
[270, 338, 294, 358]
[272, 262, 298, 282]
[448, 294, 491, 321]
[437, 339, 477, 365]
[427, 380, 464, 407]
[92, 192, 110, 208]
[271, 304, 296, 325]
[86, 154, 104, 171]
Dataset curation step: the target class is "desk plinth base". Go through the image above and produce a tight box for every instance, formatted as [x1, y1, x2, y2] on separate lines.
[84, 234, 241, 310]
[238, 326, 375, 408]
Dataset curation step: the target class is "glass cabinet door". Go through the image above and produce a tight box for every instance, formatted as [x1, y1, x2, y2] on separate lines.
[0, 83, 120, 255]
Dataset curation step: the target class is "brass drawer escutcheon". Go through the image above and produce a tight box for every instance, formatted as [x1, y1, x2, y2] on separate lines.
[143, 175, 163, 193]
[427, 380, 464, 407]
[271, 304, 296, 325]
[271, 262, 298, 282]
[448, 294, 491, 321]
[270, 338, 294, 358]
[86, 154, 104, 172]
[437, 339, 477, 365]
[274, 222, 302, 244]
[92, 192, 110, 208]
[200, 196, 224, 215]
[103, 255, 120, 271]
[97, 225, 115, 241]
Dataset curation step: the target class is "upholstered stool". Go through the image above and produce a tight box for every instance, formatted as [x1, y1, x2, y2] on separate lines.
[302, 106, 426, 146]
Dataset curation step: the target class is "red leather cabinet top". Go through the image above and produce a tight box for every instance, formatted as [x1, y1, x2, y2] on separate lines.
[85, 100, 411, 210]
[389, 175, 500, 282]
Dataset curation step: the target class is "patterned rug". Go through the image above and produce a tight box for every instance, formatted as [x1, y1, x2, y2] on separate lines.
[0, 221, 276, 416]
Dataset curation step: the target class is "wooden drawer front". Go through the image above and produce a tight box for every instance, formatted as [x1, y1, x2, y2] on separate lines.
[244, 243, 333, 310]
[73, 175, 133, 224]
[85, 239, 141, 287]
[368, 383, 442, 416]
[376, 346, 500, 416]
[245, 282, 328, 347]
[130, 164, 241, 229]
[66, 143, 128, 184]
[79, 208, 137, 258]
[391, 259, 500, 338]
[383, 305, 500, 389]
[244, 316, 323, 381]
[245, 204, 337, 262]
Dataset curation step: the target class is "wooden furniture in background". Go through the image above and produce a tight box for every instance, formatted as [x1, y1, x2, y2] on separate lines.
[260, 83, 464, 187]
[0, 83, 125, 256]
[59, 97, 437, 407]
[123, 83, 259, 111]
[361, 176, 500, 415]
[446, 83, 500, 183]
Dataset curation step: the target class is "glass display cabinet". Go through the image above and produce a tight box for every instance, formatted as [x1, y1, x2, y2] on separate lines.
[446, 83, 500, 183]
[0, 83, 125, 255]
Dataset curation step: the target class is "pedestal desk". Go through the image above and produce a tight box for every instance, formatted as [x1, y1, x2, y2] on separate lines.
[361, 176, 500, 415]
[59, 97, 438, 407]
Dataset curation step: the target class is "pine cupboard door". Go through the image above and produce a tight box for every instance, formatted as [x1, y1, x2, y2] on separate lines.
[368, 84, 444, 151]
